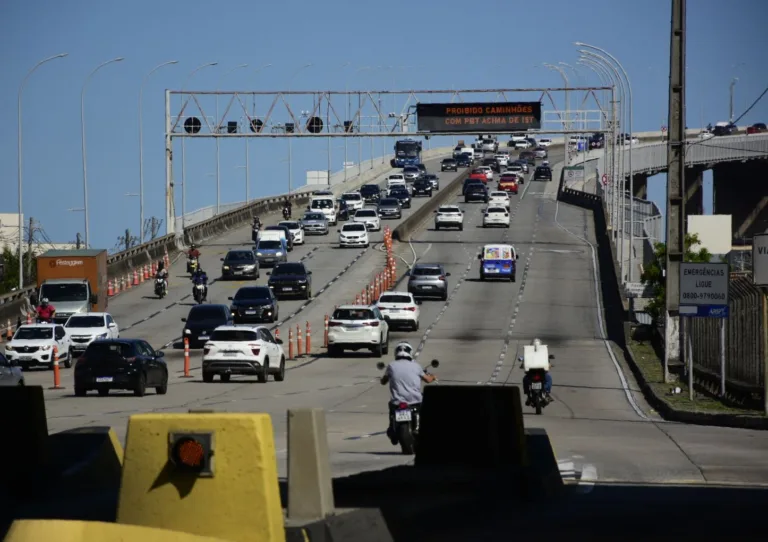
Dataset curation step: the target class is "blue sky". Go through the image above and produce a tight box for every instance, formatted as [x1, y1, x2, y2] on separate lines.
[2, 0, 766, 250]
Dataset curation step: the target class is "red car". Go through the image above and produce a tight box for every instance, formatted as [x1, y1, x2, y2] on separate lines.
[498, 177, 519, 194]
[747, 123, 767, 134]
[469, 171, 487, 183]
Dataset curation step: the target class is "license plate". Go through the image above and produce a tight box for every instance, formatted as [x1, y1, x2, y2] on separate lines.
[264, 258, 275, 262]
[245, 310, 257, 315]
[421, 285, 433, 289]
[19, 355, 32, 361]
[486, 268, 499, 273]
[223, 352, 237, 357]
[96, 377, 113, 383]
[282, 287, 293, 291]
[531, 382, 542, 390]
[234, 271, 243, 275]
[388, 308, 401, 312]
[395, 409, 412, 422]
[199, 336, 209, 341]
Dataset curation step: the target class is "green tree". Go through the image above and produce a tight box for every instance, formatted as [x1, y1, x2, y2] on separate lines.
[0, 247, 37, 296]
[641, 232, 713, 324]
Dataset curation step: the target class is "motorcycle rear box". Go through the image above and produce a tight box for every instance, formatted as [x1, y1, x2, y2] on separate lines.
[523, 344, 550, 371]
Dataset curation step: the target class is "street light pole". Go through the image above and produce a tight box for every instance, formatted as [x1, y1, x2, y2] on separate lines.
[578, 59, 612, 197]
[82, 57, 124, 249]
[287, 63, 313, 194]
[339, 62, 351, 186]
[729, 77, 738, 123]
[17, 52, 67, 289]
[139, 60, 178, 244]
[559, 62, 583, 129]
[543, 63, 570, 139]
[577, 44, 635, 283]
[181, 62, 218, 230]
[246, 63, 272, 205]
[216, 64, 248, 215]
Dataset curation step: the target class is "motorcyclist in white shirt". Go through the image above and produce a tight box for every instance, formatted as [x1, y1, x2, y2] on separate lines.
[379, 342, 436, 444]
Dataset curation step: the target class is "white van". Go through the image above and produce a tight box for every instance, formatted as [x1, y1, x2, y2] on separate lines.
[309, 196, 338, 225]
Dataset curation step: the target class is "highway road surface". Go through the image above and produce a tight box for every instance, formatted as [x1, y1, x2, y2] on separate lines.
[23, 148, 768, 487]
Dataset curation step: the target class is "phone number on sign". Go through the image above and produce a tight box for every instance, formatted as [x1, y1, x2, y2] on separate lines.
[682, 292, 726, 301]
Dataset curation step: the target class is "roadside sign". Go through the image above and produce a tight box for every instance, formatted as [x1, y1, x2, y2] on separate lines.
[601, 174, 608, 185]
[563, 166, 584, 181]
[679, 262, 729, 318]
[661, 125, 667, 133]
[753, 233, 768, 286]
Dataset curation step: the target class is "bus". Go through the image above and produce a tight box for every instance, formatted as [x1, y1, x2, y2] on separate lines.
[392, 139, 422, 168]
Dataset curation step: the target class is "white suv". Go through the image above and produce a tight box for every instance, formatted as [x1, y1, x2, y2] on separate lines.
[5, 323, 72, 369]
[483, 206, 510, 228]
[278, 220, 305, 245]
[202, 325, 285, 383]
[375, 291, 421, 331]
[341, 192, 364, 211]
[488, 191, 511, 209]
[339, 222, 370, 248]
[494, 154, 509, 167]
[327, 305, 390, 358]
[538, 138, 552, 147]
[352, 208, 381, 231]
[434, 205, 464, 231]
[65, 312, 120, 356]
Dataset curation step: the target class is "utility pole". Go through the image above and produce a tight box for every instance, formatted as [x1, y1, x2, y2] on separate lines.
[76, 233, 82, 249]
[664, 0, 686, 382]
[26, 217, 34, 282]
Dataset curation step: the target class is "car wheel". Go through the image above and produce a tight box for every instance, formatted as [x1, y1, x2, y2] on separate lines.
[274, 357, 286, 381]
[434, 224, 440, 230]
[512, 274, 517, 283]
[306, 289, 312, 300]
[441, 291, 448, 301]
[220, 373, 231, 383]
[63, 349, 72, 368]
[98, 387, 109, 397]
[413, 320, 419, 331]
[459, 225, 463, 231]
[134, 373, 147, 397]
[372, 341, 383, 358]
[383, 336, 390, 355]
[203, 371, 214, 383]
[327, 345, 341, 357]
[258, 358, 269, 383]
[75, 385, 87, 397]
[156, 372, 168, 395]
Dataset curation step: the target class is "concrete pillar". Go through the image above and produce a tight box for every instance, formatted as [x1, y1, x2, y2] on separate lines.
[714, 161, 768, 240]
[684, 166, 705, 218]
[632, 174, 648, 200]
[287, 408, 335, 521]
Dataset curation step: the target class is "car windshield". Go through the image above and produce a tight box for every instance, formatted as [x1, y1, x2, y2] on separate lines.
[188, 306, 225, 321]
[311, 199, 333, 209]
[390, 187, 407, 193]
[304, 213, 325, 221]
[333, 308, 375, 320]
[280, 222, 300, 229]
[439, 207, 460, 213]
[265, 226, 287, 234]
[379, 295, 412, 304]
[39, 283, 88, 302]
[490, 192, 507, 198]
[257, 240, 282, 250]
[403, 167, 419, 173]
[412, 267, 441, 276]
[272, 263, 306, 276]
[210, 329, 259, 342]
[85, 342, 134, 358]
[234, 287, 270, 301]
[360, 185, 379, 194]
[488, 207, 506, 213]
[66, 316, 105, 328]
[356, 210, 376, 217]
[443, 159, 456, 163]
[343, 224, 366, 232]
[226, 251, 254, 261]
[379, 199, 399, 206]
[342, 193, 361, 201]
[14, 327, 53, 340]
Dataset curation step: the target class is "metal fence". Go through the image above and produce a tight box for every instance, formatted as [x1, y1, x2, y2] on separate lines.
[688, 275, 767, 392]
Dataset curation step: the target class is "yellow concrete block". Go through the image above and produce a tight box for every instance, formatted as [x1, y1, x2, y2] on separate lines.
[4, 519, 234, 542]
[116, 413, 284, 542]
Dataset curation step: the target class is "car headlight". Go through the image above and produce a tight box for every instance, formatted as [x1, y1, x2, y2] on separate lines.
[223, 265, 230, 270]
[276, 252, 284, 257]
[184, 329, 191, 335]
[40, 345, 52, 351]
[97, 333, 108, 339]
[243, 264, 255, 270]
[256, 252, 263, 256]
[5, 346, 14, 351]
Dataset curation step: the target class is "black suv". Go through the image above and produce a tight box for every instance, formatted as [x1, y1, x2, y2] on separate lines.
[441, 158, 458, 172]
[464, 183, 489, 203]
[229, 286, 279, 323]
[416, 164, 427, 178]
[457, 154, 472, 168]
[264, 224, 293, 251]
[534, 166, 552, 182]
[389, 187, 411, 208]
[181, 304, 234, 349]
[267, 262, 313, 299]
[412, 178, 433, 197]
[360, 184, 381, 203]
[221, 249, 259, 280]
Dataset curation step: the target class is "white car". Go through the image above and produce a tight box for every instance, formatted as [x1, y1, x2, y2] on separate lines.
[339, 222, 370, 248]
[697, 131, 714, 140]
[278, 220, 305, 245]
[4, 323, 72, 369]
[623, 136, 640, 145]
[64, 312, 120, 356]
[375, 291, 421, 331]
[202, 325, 285, 383]
[515, 140, 532, 149]
[352, 208, 381, 231]
[478, 166, 493, 181]
[483, 206, 510, 228]
[434, 205, 464, 230]
[488, 191, 511, 209]
[326, 305, 390, 358]
[538, 138, 552, 147]
[505, 164, 524, 175]
[341, 192, 364, 211]
[386, 177, 407, 194]
[494, 154, 509, 167]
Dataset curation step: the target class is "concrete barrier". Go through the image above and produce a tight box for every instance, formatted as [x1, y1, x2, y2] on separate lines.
[48, 427, 124, 495]
[286, 509, 393, 542]
[3, 519, 234, 542]
[117, 412, 285, 542]
[286, 408, 335, 521]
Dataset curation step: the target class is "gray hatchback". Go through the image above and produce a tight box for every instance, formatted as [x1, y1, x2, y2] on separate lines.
[407, 263, 451, 301]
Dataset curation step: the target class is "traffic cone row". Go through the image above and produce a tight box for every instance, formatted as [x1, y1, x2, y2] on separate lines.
[279, 321, 315, 361]
[107, 258, 167, 297]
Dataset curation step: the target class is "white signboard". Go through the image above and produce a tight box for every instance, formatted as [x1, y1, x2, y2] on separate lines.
[754, 234, 768, 286]
[679, 262, 729, 318]
[563, 166, 584, 181]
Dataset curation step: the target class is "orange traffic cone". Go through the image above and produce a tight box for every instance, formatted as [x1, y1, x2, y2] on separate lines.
[133, 269, 139, 286]
[107, 280, 114, 296]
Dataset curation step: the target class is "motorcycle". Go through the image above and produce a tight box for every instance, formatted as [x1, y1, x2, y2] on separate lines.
[193, 283, 207, 304]
[251, 224, 261, 243]
[377, 359, 439, 455]
[154, 278, 167, 299]
[187, 257, 199, 275]
[518, 354, 555, 415]
[282, 206, 291, 219]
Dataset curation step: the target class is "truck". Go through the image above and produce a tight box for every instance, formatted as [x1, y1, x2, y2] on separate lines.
[36, 249, 108, 325]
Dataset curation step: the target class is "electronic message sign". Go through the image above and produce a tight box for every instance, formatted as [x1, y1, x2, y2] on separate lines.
[416, 102, 542, 133]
